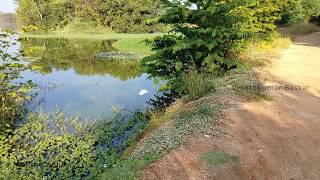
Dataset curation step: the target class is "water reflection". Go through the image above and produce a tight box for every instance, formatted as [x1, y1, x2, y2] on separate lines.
[19, 38, 157, 119]
[20, 38, 142, 80]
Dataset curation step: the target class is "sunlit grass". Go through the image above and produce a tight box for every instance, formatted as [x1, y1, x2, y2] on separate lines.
[112, 37, 155, 57]
[240, 37, 292, 67]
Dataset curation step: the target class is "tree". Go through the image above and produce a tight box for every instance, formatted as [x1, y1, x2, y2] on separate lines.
[97, 0, 164, 33]
[277, 0, 320, 25]
[17, 0, 73, 32]
[300, 0, 320, 20]
[142, 0, 282, 83]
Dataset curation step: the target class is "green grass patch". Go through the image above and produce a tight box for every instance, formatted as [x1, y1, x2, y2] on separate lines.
[112, 37, 154, 57]
[201, 152, 240, 166]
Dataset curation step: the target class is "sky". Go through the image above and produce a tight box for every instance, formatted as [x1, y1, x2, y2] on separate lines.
[0, 0, 16, 13]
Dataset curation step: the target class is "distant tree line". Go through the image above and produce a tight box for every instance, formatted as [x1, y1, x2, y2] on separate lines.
[15, 0, 165, 33]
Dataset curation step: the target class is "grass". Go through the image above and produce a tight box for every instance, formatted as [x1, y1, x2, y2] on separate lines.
[241, 37, 292, 67]
[146, 100, 185, 134]
[99, 154, 160, 180]
[279, 22, 319, 36]
[201, 152, 240, 166]
[112, 37, 154, 57]
[179, 71, 217, 101]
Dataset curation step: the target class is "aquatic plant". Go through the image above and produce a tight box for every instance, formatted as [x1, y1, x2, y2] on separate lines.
[0, 110, 149, 179]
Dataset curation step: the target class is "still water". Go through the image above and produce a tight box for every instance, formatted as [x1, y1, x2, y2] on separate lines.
[20, 38, 158, 119]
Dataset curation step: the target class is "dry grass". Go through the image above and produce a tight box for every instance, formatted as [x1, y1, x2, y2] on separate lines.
[279, 22, 319, 36]
[144, 100, 185, 137]
[240, 37, 292, 67]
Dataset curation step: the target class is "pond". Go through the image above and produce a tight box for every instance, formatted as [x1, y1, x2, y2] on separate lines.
[20, 38, 158, 119]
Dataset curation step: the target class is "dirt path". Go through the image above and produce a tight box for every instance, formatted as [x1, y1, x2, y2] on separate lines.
[142, 32, 320, 180]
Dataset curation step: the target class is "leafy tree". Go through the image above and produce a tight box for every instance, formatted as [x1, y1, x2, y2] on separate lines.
[142, 0, 283, 90]
[300, 0, 320, 21]
[277, 0, 320, 25]
[97, 0, 165, 33]
[73, 0, 100, 22]
[277, 0, 304, 25]
[17, 0, 73, 32]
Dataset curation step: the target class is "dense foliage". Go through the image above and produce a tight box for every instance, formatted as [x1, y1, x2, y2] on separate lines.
[0, 111, 149, 179]
[16, 0, 165, 33]
[278, 0, 320, 25]
[0, 30, 34, 130]
[142, 0, 285, 93]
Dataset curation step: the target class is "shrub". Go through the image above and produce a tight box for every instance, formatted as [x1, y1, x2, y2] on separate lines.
[300, 0, 320, 21]
[0, 111, 149, 179]
[0, 30, 35, 130]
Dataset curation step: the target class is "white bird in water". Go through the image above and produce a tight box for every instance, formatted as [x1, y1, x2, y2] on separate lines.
[139, 89, 149, 96]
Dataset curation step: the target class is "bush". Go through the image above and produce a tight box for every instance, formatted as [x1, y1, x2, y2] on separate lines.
[0, 30, 35, 130]
[0, 111, 149, 179]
